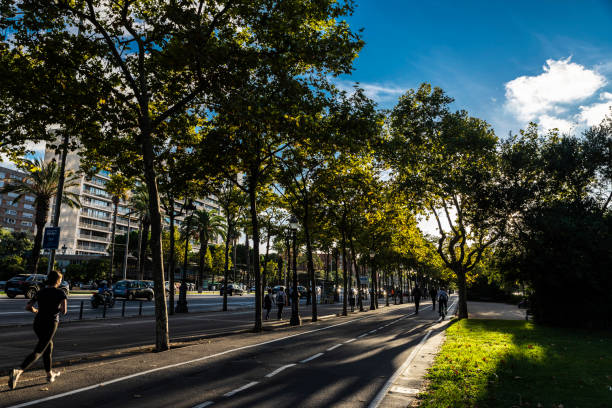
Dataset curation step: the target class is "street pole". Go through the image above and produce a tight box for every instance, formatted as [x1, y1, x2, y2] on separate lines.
[369, 251, 375, 310]
[176, 202, 194, 313]
[47, 131, 69, 275]
[289, 217, 301, 326]
[285, 235, 290, 288]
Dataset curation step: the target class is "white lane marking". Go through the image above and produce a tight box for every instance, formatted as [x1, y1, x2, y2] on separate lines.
[223, 381, 259, 397]
[5, 313, 376, 408]
[357, 333, 368, 339]
[368, 330, 377, 334]
[300, 352, 324, 363]
[368, 331, 432, 408]
[326, 344, 342, 351]
[344, 338, 356, 343]
[192, 401, 214, 408]
[265, 364, 296, 378]
[378, 326, 384, 330]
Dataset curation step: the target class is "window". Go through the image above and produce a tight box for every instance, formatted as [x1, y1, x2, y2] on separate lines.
[7, 201, 18, 207]
[4, 218, 16, 224]
[21, 221, 32, 227]
[22, 212, 33, 218]
[82, 207, 110, 219]
[24, 204, 34, 210]
[0, 181, 4, 187]
[5, 209, 17, 215]
[0, 172, 4, 178]
[7, 192, 18, 198]
[25, 196, 35, 202]
[83, 184, 109, 198]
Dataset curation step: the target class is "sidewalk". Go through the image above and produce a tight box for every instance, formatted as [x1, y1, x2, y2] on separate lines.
[374, 299, 524, 407]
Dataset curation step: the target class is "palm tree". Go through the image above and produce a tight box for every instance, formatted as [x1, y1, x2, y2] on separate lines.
[0, 158, 81, 274]
[105, 174, 133, 282]
[130, 184, 150, 280]
[184, 208, 226, 292]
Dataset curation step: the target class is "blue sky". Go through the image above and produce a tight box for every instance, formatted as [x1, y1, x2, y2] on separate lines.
[336, 0, 612, 137]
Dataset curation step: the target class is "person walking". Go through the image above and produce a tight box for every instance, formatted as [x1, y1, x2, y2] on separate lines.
[9, 270, 67, 390]
[349, 289, 355, 312]
[264, 289, 275, 320]
[412, 284, 422, 314]
[437, 287, 449, 317]
[276, 288, 286, 320]
[429, 287, 437, 311]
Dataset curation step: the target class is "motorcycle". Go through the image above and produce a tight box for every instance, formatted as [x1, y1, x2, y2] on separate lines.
[91, 291, 115, 308]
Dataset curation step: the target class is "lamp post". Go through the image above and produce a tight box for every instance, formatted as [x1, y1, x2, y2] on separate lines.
[289, 216, 301, 326]
[358, 255, 364, 312]
[176, 201, 196, 313]
[369, 251, 376, 310]
[46, 126, 69, 275]
[284, 234, 290, 288]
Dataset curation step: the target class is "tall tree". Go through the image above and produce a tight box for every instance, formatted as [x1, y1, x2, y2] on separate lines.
[105, 174, 133, 282]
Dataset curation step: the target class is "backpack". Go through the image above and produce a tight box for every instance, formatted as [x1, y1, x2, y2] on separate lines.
[277, 291, 285, 304]
[439, 292, 448, 302]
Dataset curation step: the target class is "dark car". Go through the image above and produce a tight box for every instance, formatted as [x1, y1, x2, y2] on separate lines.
[5, 274, 70, 299]
[113, 279, 154, 301]
[219, 283, 244, 296]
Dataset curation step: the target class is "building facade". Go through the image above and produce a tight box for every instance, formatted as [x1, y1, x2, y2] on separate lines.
[0, 165, 36, 234]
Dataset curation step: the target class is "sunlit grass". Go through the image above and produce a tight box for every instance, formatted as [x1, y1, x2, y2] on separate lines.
[418, 319, 612, 408]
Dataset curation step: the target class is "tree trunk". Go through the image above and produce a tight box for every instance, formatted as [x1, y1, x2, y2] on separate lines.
[140, 130, 169, 352]
[108, 197, 119, 282]
[223, 226, 231, 312]
[303, 214, 317, 322]
[341, 224, 348, 316]
[31, 199, 49, 274]
[248, 181, 262, 332]
[262, 226, 271, 308]
[245, 232, 250, 285]
[370, 255, 376, 310]
[198, 230, 207, 293]
[456, 267, 469, 319]
[168, 201, 176, 315]
[136, 217, 143, 276]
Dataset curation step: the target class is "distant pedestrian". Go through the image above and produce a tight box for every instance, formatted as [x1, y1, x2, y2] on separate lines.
[9, 270, 67, 390]
[412, 284, 422, 314]
[276, 289, 286, 319]
[264, 289, 275, 320]
[437, 288, 449, 316]
[349, 290, 355, 312]
[430, 287, 437, 310]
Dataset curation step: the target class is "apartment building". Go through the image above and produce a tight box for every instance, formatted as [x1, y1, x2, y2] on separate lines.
[0, 165, 36, 234]
[44, 149, 222, 257]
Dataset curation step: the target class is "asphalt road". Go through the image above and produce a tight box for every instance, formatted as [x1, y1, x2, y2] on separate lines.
[0, 293, 260, 326]
[0, 299, 449, 408]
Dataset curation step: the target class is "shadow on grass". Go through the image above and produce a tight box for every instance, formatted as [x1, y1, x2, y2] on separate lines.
[420, 319, 612, 408]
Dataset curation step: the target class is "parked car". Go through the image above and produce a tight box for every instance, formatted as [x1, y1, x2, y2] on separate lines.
[112, 279, 154, 301]
[0, 280, 6, 291]
[272, 285, 286, 294]
[5, 274, 70, 299]
[297, 285, 308, 298]
[219, 283, 244, 296]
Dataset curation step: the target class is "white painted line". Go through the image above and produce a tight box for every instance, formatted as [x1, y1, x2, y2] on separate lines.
[357, 333, 368, 339]
[5, 314, 376, 408]
[223, 381, 259, 397]
[368, 330, 377, 334]
[378, 326, 384, 330]
[192, 401, 214, 408]
[326, 344, 342, 351]
[300, 352, 324, 363]
[344, 338, 356, 343]
[368, 331, 432, 408]
[265, 363, 296, 378]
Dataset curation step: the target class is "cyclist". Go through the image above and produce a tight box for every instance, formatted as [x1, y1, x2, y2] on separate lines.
[437, 287, 448, 317]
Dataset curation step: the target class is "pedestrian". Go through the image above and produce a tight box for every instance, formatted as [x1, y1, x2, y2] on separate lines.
[349, 289, 355, 312]
[412, 284, 422, 314]
[9, 270, 67, 390]
[264, 289, 274, 320]
[437, 288, 449, 316]
[429, 287, 437, 311]
[276, 288, 286, 319]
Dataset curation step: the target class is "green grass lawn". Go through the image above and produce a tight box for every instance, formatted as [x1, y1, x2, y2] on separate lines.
[418, 319, 612, 408]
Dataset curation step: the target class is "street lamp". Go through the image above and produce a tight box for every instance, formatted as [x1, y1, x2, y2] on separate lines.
[289, 216, 301, 326]
[176, 201, 196, 313]
[370, 251, 376, 310]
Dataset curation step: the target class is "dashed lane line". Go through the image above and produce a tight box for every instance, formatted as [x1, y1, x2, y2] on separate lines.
[326, 344, 342, 351]
[192, 401, 214, 408]
[223, 381, 259, 397]
[357, 333, 369, 339]
[265, 364, 296, 378]
[300, 352, 324, 363]
[344, 338, 356, 343]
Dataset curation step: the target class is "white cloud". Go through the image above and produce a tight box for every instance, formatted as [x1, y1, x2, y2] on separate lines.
[0, 141, 46, 170]
[537, 115, 576, 133]
[505, 57, 606, 121]
[334, 80, 405, 104]
[577, 92, 612, 126]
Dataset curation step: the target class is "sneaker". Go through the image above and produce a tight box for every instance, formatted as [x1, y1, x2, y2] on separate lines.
[47, 371, 61, 383]
[9, 368, 22, 390]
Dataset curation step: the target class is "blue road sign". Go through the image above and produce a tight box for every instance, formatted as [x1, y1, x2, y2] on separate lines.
[43, 227, 61, 249]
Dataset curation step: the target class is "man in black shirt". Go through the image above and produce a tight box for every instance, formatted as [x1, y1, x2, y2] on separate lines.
[9, 270, 67, 390]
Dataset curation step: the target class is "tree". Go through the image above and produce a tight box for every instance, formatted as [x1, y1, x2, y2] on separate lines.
[105, 174, 133, 282]
[130, 184, 150, 281]
[184, 208, 226, 292]
[0, 158, 80, 274]
[389, 84, 512, 319]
